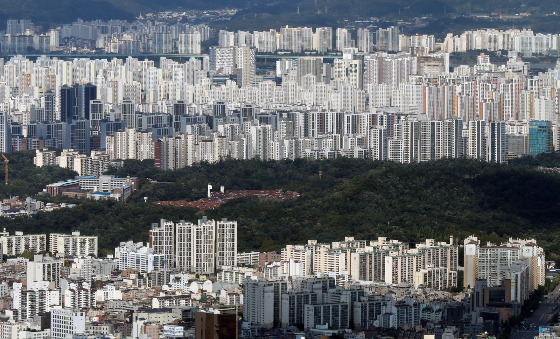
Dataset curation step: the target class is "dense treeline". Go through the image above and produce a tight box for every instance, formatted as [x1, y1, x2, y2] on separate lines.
[0, 201, 199, 256]
[0, 151, 77, 198]
[206, 159, 560, 261]
[4, 152, 560, 262]
[105, 157, 377, 202]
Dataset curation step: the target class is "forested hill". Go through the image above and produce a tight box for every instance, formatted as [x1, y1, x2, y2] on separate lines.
[2, 153, 560, 262]
[0, 0, 250, 28]
[6, 0, 560, 31]
[225, 0, 560, 32]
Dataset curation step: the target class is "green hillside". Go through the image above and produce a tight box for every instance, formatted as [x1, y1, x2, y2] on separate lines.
[0, 151, 77, 198]
[2, 153, 560, 263]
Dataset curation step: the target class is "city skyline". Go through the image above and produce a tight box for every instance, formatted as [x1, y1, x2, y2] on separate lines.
[0, 3, 558, 337]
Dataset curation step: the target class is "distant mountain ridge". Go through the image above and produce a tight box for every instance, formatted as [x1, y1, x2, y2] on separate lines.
[224, 0, 560, 30]
[3, 0, 560, 30]
[0, 0, 250, 28]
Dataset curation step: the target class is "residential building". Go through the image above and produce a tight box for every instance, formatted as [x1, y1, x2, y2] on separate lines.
[0, 230, 46, 256]
[50, 308, 86, 339]
[528, 120, 553, 155]
[464, 235, 545, 291]
[49, 231, 98, 257]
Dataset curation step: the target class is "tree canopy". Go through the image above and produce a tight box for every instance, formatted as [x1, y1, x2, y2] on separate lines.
[4, 151, 560, 262]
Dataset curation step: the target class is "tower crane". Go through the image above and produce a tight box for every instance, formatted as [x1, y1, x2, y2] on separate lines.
[1, 154, 8, 185]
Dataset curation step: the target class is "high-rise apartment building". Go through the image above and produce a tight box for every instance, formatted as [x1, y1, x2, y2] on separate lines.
[20, 288, 61, 320]
[528, 120, 553, 155]
[488, 121, 508, 163]
[6, 19, 33, 35]
[304, 303, 350, 330]
[50, 308, 86, 339]
[335, 28, 353, 51]
[70, 119, 91, 154]
[175, 217, 237, 274]
[419, 120, 443, 162]
[27, 255, 63, 289]
[376, 26, 400, 52]
[114, 241, 166, 273]
[209, 46, 255, 87]
[281, 236, 457, 289]
[464, 235, 545, 291]
[0, 230, 46, 256]
[0, 112, 11, 153]
[313, 27, 333, 53]
[49, 231, 98, 257]
[243, 279, 288, 328]
[149, 219, 175, 270]
[121, 99, 136, 129]
[34, 149, 57, 167]
[105, 128, 154, 161]
[443, 119, 464, 158]
[175, 218, 215, 274]
[216, 218, 238, 268]
[63, 281, 94, 311]
[383, 238, 459, 289]
[89, 99, 104, 132]
[60, 83, 97, 123]
[149, 217, 237, 274]
[235, 46, 256, 88]
[467, 120, 486, 160]
[42, 90, 56, 122]
[357, 28, 374, 53]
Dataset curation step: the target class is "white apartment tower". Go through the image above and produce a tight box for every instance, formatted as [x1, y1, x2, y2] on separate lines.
[463, 235, 545, 291]
[114, 241, 166, 273]
[467, 120, 487, 160]
[34, 149, 57, 167]
[488, 121, 508, 163]
[175, 217, 237, 274]
[216, 218, 238, 268]
[50, 308, 86, 339]
[313, 27, 333, 54]
[335, 28, 353, 51]
[20, 288, 61, 320]
[50, 231, 98, 257]
[236, 46, 256, 88]
[150, 217, 237, 274]
[149, 219, 175, 270]
[443, 119, 464, 158]
[0, 230, 46, 256]
[27, 255, 63, 289]
[176, 217, 216, 274]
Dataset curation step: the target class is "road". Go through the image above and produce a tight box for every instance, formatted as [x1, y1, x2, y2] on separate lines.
[511, 283, 560, 339]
